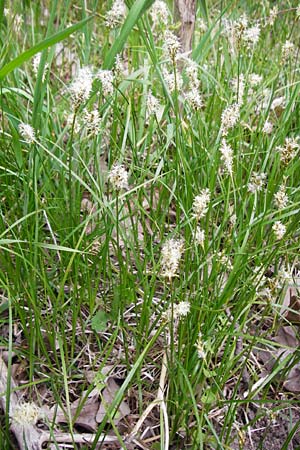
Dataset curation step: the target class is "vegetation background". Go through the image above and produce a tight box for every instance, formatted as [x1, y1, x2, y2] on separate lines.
[0, 0, 300, 448]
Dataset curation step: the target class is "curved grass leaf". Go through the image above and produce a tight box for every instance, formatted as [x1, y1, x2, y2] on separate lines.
[103, 0, 155, 69]
[0, 15, 94, 80]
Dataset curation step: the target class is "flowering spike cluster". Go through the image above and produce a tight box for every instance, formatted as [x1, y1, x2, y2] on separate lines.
[281, 40, 295, 62]
[272, 221, 286, 240]
[96, 69, 114, 96]
[160, 238, 184, 279]
[195, 332, 206, 359]
[11, 402, 41, 427]
[146, 92, 160, 122]
[243, 24, 260, 48]
[105, 0, 126, 28]
[192, 189, 210, 220]
[18, 123, 35, 143]
[221, 103, 240, 136]
[248, 73, 263, 87]
[150, 1, 170, 27]
[163, 30, 181, 60]
[185, 89, 203, 110]
[32, 53, 48, 82]
[163, 301, 191, 321]
[230, 74, 245, 105]
[185, 59, 200, 89]
[162, 68, 183, 92]
[277, 137, 299, 165]
[114, 54, 128, 80]
[69, 67, 93, 110]
[194, 226, 205, 247]
[274, 183, 288, 209]
[83, 109, 102, 136]
[222, 14, 260, 51]
[247, 172, 266, 193]
[262, 120, 273, 134]
[220, 139, 233, 175]
[108, 164, 129, 191]
[266, 6, 278, 26]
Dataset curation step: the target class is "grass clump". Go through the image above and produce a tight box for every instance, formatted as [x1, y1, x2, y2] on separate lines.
[0, 1, 300, 449]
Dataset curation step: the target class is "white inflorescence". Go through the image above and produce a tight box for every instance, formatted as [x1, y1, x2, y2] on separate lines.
[105, 0, 126, 28]
[83, 109, 102, 136]
[146, 92, 160, 120]
[162, 68, 183, 92]
[248, 73, 263, 87]
[281, 40, 295, 61]
[18, 123, 35, 143]
[163, 300, 190, 322]
[185, 58, 200, 89]
[242, 23, 260, 47]
[272, 221, 286, 240]
[185, 89, 203, 110]
[220, 139, 234, 175]
[221, 103, 240, 136]
[160, 238, 184, 279]
[69, 67, 93, 110]
[277, 137, 299, 165]
[271, 96, 286, 111]
[195, 332, 206, 359]
[163, 30, 181, 60]
[192, 189, 211, 220]
[11, 402, 41, 427]
[267, 6, 278, 26]
[230, 74, 245, 105]
[274, 184, 288, 209]
[262, 120, 273, 134]
[247, 172, 266, 193]
[96, 69, 114, 96]
[108, 164, 129, 191]
[194, 226, 205, 247]
[150, 0, 170, 27]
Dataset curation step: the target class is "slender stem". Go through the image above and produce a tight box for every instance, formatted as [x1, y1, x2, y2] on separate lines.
[68, 111, 77, 224]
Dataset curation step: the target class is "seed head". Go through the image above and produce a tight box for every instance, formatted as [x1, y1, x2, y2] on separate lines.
[150, 1, 170, 27]
[83, 109, 102, 136]
[97, 69, 114, 96]
[146, 92, 160, 121]
[192, 189, 210, 220]
[185, 88, 203, 110]
[247, 172, 266, 193]
[220, 139, 234, 175]
[267, 6, 278, 26]
[160, 238, 184, 279]
[248, 73, 263, 87]
[221, 103, 240, 136]
[163, 30, 181, 60]
[11, 403, 41, 427]
[69, 67, 93, 110]
[194, 226, 205, 247]
[277, 137, 299, 165]
[281, 40, 295, 62]
[162, 68, 183, 92]
[274, 184, 288, 209]
[262, 120, 273, 134]
[272, 221, 286, 240]
[242, 24, 260, 48]
[105, 0, 126, 28]
[108, 164, 129, 191]
[18, 122, 35, 143]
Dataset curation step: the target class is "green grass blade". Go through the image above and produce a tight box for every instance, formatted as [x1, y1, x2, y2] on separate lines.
[103, 0, 155, 69]
[0, 15, 94, 80]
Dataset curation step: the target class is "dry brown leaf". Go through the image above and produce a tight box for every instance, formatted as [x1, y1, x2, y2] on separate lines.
[96, 377, 130, 424]
[274, 325, 298, 347]
[258, 326, 300, 393]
